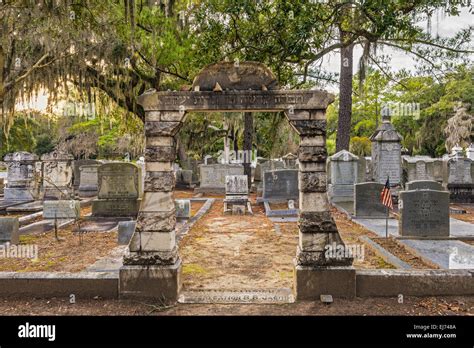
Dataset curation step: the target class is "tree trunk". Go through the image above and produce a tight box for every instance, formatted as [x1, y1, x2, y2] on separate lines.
[336, 37, 354, 152]
[243, 112, 253, 189]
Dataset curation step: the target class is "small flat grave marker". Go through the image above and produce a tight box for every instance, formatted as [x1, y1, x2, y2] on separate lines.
[43, 200, 80, 219]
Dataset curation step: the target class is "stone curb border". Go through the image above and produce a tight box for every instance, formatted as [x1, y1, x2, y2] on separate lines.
[0, 272, 118, 299]
[359, 236, 412, 270]
[0, 268, 471, 299]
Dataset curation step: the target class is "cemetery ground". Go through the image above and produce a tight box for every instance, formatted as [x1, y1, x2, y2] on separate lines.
[0, 189, 472, 315]
[0, 295, 472, 315]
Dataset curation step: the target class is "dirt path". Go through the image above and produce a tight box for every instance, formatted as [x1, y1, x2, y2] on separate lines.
[180, 197, 297, 290]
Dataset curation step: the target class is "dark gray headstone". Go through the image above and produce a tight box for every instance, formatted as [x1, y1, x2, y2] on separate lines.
[399, 189, 450, 237]
[354, 182, 387, 218]
[118, 221, 136, 245]
[406, 180, 443, 191]
[263, 169, 298, 201]
[0, 217, 20, 244]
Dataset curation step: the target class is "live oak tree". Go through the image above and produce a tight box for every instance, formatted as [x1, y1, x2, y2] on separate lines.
[193, 0, 473, 152]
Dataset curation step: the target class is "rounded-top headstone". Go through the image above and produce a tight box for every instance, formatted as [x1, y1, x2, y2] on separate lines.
[192, 61, 279, 91]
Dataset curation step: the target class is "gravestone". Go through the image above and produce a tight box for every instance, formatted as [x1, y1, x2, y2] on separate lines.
[262, 169, 298, 202]
[224, 175, 251, 214]
[328, 150, 359, 202]
[448, 158, 473, 184]
[197, 164, 244, 193]
[354, 182, 387, 218]
[468, 144, 474, 160]
[176, 169, 194, 188]
[175, 199, 191, 218]
[447, 158, 474, 203]
[3, 152, 39, 201]
[72, 159, 100, 190]
[403, 156, 444, 184]
[78, 164, 100, 197]
[399, 189, 450, 237]
[92, 163, 140, 217]
[0, 217, 20, 244]
[282, 153, 298, 169]
[357, 156, 366, 183]
[43, 200, 81, 219]
[136, 156, 145, 198]
[118, 221, 136, 245]
[41, 150, 74, 199]
[370, 115, 402, 185]
[364, 157, 372, 181]
[406, 180, 443, 191]
[181, 158, 201, 184]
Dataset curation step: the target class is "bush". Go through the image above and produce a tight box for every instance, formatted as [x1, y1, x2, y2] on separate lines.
[350, 136, 371, 156]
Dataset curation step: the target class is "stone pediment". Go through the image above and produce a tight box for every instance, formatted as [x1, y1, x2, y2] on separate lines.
[330, 149, 359, 161]
[192, 61, 278, 92]
[3, 152, 38, 162]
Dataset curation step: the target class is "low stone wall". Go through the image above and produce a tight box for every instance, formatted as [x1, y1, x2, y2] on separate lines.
[356, 269, 474, 297]
[0, 269, 471, 300]
[0, 272, 118, 299]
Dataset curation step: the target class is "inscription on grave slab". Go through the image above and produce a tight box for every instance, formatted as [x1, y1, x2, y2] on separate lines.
[97, 163, 139, 199]
[0, 217, 20, 244]
[178, 289, 295, 304]
[399, 189, 450, 237]
[354, 182, 387, 218]
[198, 164, 244, 191]
[43, 200, 81, 219]
[262, 169, 298, 202]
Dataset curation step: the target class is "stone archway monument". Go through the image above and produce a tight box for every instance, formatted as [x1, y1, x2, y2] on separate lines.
[119, 62, 354, 301]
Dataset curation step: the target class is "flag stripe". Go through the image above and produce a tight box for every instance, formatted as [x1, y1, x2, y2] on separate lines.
[381, 177, 393, 209]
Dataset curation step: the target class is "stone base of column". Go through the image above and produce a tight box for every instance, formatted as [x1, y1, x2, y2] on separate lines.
[295, 264, 356, 300]
[119, 259, 182, 302]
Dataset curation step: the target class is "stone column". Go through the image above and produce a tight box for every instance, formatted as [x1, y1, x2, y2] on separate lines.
[288, 110, 355, 300]
[119, 111, 184, 301]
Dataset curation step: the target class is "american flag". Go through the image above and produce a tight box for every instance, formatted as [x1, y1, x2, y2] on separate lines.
[381, 176, 393, 210]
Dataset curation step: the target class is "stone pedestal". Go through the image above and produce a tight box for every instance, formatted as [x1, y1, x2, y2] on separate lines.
[119, 261, 182, 301]
[289, 111, 354, 299]
[119, 110, 183, 302]
[294, 265, 356, 299]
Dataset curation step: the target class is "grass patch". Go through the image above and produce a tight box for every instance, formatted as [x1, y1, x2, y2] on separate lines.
[182, 263, 207, 275]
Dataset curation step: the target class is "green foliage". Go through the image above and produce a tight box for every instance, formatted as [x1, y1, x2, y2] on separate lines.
[34, 134, 55, 156]
[0, 113, 58, 159]
[350, 137, 371, 157]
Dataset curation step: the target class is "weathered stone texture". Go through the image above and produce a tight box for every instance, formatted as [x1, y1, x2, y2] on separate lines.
[144, 146, 176, 162]
[136, 211, 176, 232]
[145, 121, 181, 137]
[299, 172, 327, 192]
[144, 171, 175, 192]
[298, 212, 338, 233]
[298, 146, 327, 163]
